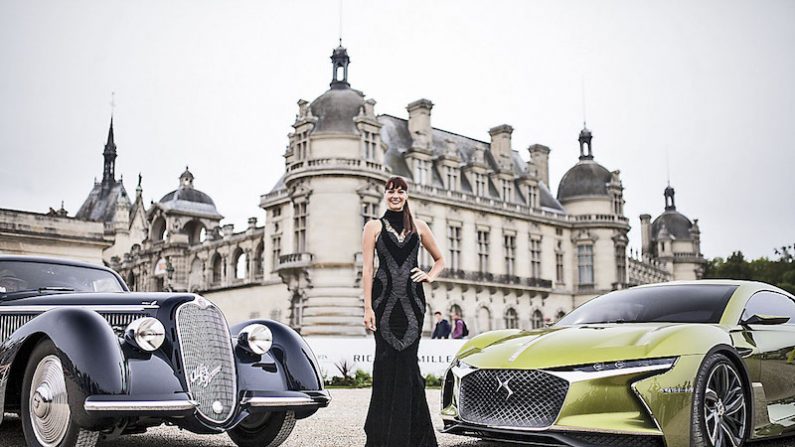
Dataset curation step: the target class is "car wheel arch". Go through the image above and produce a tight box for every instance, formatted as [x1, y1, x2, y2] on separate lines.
[694, 344, 755, 440]
[2, 332, 49, 413]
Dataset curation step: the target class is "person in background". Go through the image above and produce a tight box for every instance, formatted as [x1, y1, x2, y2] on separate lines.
[451, 312, 469, 339]
[431, 311, 451, 339]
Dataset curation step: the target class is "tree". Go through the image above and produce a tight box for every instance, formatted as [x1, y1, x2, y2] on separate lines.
[704, 244, 795, 295]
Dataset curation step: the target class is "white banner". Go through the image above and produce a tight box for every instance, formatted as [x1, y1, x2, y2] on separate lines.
[304, 336, 467, 378]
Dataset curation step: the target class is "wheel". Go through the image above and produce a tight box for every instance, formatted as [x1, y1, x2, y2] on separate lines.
[228, 411, 296, 447]
[691, 353, 749, 447]
[20, 340, 99, 447]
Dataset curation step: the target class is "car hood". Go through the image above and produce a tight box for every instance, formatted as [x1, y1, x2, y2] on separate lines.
[0, 292, 197, 309]
[458, 323, 730, 370]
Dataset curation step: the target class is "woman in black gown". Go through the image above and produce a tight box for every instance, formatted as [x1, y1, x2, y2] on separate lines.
[362, 176, 444, 447]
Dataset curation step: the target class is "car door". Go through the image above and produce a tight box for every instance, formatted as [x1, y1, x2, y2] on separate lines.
[741, 291, 795, 422]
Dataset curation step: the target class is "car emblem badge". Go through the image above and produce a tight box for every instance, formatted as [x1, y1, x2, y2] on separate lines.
[496, 377, 514, 400]
[190, 363, 222, 388]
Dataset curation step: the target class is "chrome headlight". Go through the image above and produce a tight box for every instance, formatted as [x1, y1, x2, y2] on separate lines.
[125, 317, 165, 352]
[571, 357, 677, 373]
[238, 324, 272, 355]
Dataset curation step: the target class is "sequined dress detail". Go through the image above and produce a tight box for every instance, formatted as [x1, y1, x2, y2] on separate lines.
[364, 215, 438, 447]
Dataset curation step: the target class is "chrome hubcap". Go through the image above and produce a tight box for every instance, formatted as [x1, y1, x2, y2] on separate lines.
[29, 355, 70, 447]
[704, 363, 746, 447]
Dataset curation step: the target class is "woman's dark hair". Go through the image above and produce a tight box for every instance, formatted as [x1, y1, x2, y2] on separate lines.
[385, 176, 416, 235]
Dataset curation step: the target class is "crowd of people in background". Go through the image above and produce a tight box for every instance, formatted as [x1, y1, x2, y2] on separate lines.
[431, 311, 469, 339]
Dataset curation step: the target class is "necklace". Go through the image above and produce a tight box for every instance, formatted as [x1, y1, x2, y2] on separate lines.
[382, 219, 407, 243]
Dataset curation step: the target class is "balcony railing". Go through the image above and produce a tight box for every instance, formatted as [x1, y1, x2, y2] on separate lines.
[276, 252, 313, 270]
[435, 268, 552, 289]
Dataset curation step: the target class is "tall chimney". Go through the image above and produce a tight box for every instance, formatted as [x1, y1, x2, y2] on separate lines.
[640, 214, 652, 255]
[407, 99, 433, 150]
[528, 144, 550, 186]
[489, 124, 513, 170]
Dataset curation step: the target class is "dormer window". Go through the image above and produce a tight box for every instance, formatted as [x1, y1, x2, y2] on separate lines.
[474, 173, 486, 197]
[501, 179, 513, 202]
[444, 166, 458, 191]
[414, 159, 430, 185]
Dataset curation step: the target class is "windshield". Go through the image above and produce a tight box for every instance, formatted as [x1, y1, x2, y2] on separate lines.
[0, 261, 124, 297]
[556, 284, 738, 325]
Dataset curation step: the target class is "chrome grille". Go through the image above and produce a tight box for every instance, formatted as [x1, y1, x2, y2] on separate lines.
[99, 313, 142, 336]
[459, 369, 568, 428]
[0, 314, 36, 341]
[176, 300, 237, 423]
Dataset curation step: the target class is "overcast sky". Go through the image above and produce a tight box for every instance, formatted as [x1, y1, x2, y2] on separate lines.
[1, 0, 793, 259]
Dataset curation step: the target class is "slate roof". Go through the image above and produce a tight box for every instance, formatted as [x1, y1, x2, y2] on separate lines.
[556, 159, 613, 202]
[652, 210, 694, 240]
[75, 181, 130, 222]
[378, 115, 564, 212]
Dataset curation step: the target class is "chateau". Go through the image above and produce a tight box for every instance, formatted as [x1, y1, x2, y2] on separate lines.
[0, 44, 706, 336]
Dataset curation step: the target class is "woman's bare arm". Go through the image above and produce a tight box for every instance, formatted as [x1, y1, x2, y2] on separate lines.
[362, 220, 380, 330]
[411, 219, 445, 283]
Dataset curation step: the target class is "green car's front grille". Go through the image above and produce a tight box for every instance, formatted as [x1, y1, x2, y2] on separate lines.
[459, 369, 569, 428]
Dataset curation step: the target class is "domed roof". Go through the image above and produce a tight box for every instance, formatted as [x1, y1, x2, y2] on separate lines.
[651, 185, 694, 240]
[652, 211, 693, 240]
[157, 167, 222, 219]
[309, 87, 365, 134]
[557, 160, 612, 202]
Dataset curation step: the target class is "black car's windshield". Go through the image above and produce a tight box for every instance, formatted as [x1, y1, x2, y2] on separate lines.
[556, 284, 739, 325]
[0, 261, 124, 298]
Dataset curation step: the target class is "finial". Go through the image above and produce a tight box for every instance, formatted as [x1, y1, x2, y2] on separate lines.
[137, 172, 142, 187]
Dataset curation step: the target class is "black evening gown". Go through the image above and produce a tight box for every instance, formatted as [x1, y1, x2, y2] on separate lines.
[364, 217, 438, 447]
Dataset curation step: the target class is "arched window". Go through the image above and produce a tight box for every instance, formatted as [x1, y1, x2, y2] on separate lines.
[234, 249, 248, 280]
[183, 220, 206, 245]
[211, 254, 223, 285]
[531, 310, 545, 329]
[151, 216, 167, 241]
[504, 308, 518, 329]
[254, 241, 264, 278]
[556, 310, 567, 322]
[477, 306, 492, 334]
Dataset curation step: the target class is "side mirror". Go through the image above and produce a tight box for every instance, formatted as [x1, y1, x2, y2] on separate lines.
[740, 314, 791, 327]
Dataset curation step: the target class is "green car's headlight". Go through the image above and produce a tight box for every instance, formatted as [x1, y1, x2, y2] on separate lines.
[453, 359, 476, 370]
[572, 357, 678, 373]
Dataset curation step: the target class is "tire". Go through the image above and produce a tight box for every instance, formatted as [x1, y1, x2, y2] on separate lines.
[228, 411, 296, 447]
[20, 339, 99, 447]
[691, 353, 750, 447]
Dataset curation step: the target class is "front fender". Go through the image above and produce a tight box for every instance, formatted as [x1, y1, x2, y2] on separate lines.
[230, 320, 323, 392]
[1, 307, 126, 428]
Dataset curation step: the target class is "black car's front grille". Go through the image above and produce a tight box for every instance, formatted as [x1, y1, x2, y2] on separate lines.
[99, 312, 143, 336]
[176, 301, 237, 424]
[459, 369, 569, 428]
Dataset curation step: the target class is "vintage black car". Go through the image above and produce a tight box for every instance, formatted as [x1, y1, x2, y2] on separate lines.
[0, 255, 330, 447]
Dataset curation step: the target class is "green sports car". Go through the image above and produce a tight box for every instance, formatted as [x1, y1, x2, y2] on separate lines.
[440, 280, 795, 447]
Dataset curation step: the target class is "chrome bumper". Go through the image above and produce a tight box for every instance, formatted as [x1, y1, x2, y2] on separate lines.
[83, 389, 331, 416]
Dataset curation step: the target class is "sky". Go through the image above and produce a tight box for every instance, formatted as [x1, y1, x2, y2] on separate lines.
[0, 0, 793, 260]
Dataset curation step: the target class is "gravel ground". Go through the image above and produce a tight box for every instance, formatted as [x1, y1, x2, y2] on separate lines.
[1, 388, 793, 446]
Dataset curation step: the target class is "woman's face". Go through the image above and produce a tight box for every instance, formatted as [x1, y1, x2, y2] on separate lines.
[384, 186, 407, 211]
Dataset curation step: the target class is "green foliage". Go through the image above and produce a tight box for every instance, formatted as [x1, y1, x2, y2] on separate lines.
[425, 373, 442, 387]
[324, 369, 373, 388]
[704, 244, 795, 294]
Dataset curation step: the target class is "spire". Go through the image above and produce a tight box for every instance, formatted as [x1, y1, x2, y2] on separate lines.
[664, 184, 676, 211]
[101, 116, 117, 188]
[578, 125, 593, 160]
[330, 43, 350, 89]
